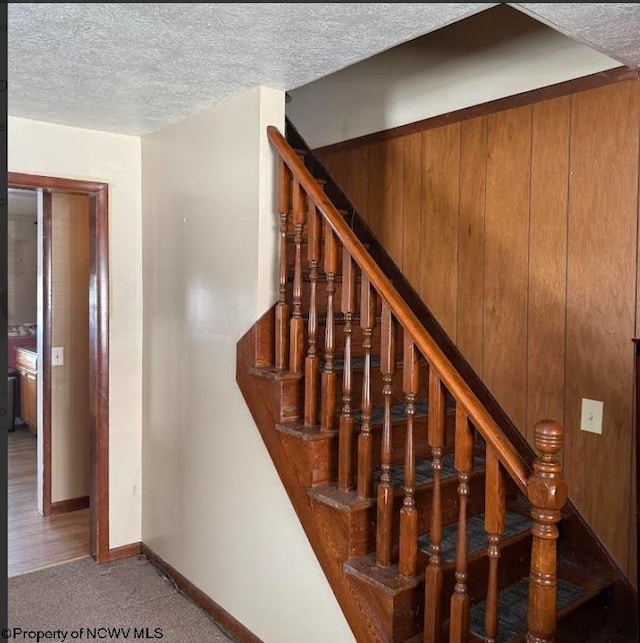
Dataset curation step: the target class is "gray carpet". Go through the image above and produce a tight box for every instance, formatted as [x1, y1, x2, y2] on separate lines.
[9, 555, 235, 642]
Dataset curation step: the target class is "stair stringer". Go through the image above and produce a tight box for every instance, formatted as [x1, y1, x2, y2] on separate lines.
[237, 309, 390, 643]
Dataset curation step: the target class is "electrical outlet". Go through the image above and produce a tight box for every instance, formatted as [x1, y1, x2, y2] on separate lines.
[52, 347, 64, 366]
[580, 398, 603, 435]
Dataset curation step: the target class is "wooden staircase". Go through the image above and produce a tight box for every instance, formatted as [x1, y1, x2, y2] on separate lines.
[236, 119, 638, 642]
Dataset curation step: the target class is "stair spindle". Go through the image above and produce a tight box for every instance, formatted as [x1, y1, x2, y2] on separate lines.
[304, 202, 322, 426]
[526, 420, 567, 643]
[376, 302, 396, 567]
[449, 406, 473, 643]
[320, 221, 338, 431]
[398, 335, 419, 578]
[338, 250, 357, 490]
[484, 444, 505, 643]
[275, 158, 291, 370]
[357, 274, 377, 498]
[425, 369, 446, 643]
[289, 179, 305, 373]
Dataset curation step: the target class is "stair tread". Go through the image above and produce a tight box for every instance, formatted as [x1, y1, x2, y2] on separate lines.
[417, 510, 530, 563]
[468, 577, 589, 643]
[374, 451, 485, 488]
[309, 451, 485, 511]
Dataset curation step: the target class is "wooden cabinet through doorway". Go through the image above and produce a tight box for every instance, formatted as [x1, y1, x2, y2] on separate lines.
[16, 348, 38, 432]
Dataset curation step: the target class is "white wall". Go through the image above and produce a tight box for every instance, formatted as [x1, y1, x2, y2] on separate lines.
[9, 116, 143, 547]
[288, 6, 621, 149]
[141, 86, 354, 643]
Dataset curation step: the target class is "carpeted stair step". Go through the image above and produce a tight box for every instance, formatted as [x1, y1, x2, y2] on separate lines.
[468, 577, 586, 643]
[417, 510, 531, 563]
[309, 451, 488, 559]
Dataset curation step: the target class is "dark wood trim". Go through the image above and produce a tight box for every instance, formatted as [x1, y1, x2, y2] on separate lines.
[106, 542, 142, 562]
[90, 187, 110, 563]
[314, 66, 638, 155]
[49, 495, 90, 515]
[42, 191, 52, 517]
[141, 544, 264, 643]
[8, 172, 110, 563]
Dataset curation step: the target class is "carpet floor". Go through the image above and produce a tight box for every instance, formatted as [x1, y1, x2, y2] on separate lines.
[9, 555, 235, 642]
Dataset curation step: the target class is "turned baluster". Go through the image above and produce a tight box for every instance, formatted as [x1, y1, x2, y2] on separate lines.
[289, 179, 305, 373]
[425, 369, 446, 643]
[449, 406, 473, 643]
[304, 202, 322, 426]
[377, 302, 396, 566]
[484, 444, 505, 643]
[338, 250, 357, 490]
[275, 158, 291, 370]
[320, 221, 338, 431]
[526, 420, 567, 643]
[357, 274, 377, 498]
[399, 335, 419, 578]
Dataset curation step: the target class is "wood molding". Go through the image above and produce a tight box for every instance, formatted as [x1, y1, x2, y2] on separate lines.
[107, 542, 142, 562]
[42, 191, 52, 517]
[313, 66, 638, 155]
[49, 495, 90, 515]
[8, 172, 110, 562]
[141, 544, 264, 643]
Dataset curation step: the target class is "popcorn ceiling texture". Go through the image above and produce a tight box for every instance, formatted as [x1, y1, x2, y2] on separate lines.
[513, 3, 640, 67]
[9, 3, 637, 137]
[8, 3, 494, 135]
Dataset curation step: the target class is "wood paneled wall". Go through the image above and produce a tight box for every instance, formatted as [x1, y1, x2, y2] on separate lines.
[316, 80, 640, 583]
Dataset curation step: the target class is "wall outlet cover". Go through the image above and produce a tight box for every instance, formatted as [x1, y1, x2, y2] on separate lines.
[580, 398, 603, 435]
[52, 346, 64, 366]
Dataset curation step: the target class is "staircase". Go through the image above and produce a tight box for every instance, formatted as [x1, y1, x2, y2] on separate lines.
[236, 118, 638, 642]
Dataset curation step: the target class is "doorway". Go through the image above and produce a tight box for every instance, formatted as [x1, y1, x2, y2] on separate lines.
[8, 173, 110, 566]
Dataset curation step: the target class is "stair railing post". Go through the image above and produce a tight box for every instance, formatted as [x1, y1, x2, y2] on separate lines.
[526, 420, 567, 643]
[320, 221, 338, 431]
[275, 158, 290, 370]
[289, 179, 305, 373]
[376, 302, 396, 566]
[338, 250, 357, 490]
[304, 202, 321, 426]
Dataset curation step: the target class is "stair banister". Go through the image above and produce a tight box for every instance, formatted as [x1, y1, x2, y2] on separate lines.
[267, 125, 529, 492]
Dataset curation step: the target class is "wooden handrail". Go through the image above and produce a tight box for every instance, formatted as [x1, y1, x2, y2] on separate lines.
[267, 125, 529, 493]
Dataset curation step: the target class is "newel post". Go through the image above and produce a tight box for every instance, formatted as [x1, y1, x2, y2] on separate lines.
[526, 420, 567, 643]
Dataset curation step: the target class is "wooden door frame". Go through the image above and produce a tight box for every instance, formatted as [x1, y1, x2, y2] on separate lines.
[8, 172, 110, 562]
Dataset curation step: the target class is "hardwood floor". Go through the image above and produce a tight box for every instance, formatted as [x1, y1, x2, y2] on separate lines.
[8, 426, 90, 576]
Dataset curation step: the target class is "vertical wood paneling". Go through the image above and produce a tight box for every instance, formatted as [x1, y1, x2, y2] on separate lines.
[566, 81, 639, 573]
[313, 79, 640, 581]
[527, 97, 570, 446]
[457, 117, 487, 376]
[319, 151, 351, 197]
[368, 140, 405, 269]
[484, 107, 531, 433]
[402, 133, 422, 291]
[347, 146, 369, 215]
[420, 123, 461, 339]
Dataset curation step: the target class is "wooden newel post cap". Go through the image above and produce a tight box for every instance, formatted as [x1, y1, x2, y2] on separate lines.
[534, 419, 563, 457]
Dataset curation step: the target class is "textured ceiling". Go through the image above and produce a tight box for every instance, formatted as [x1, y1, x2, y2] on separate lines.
[8, 2, 495, 135]
[512, 3, 640, 67]
[9, 3, 639, 137]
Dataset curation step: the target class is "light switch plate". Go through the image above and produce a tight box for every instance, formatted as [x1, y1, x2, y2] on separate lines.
[52, 347, 64, 366]
[580, 398, 603, 435]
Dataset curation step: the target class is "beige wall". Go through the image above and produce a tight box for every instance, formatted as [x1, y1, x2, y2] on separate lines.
[8, 208, 37, 323]
[141, 86, 353, 643]
[288, 6, 620, 149]
[8, 116, 143, 547]
[51, 193, 90, 502]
